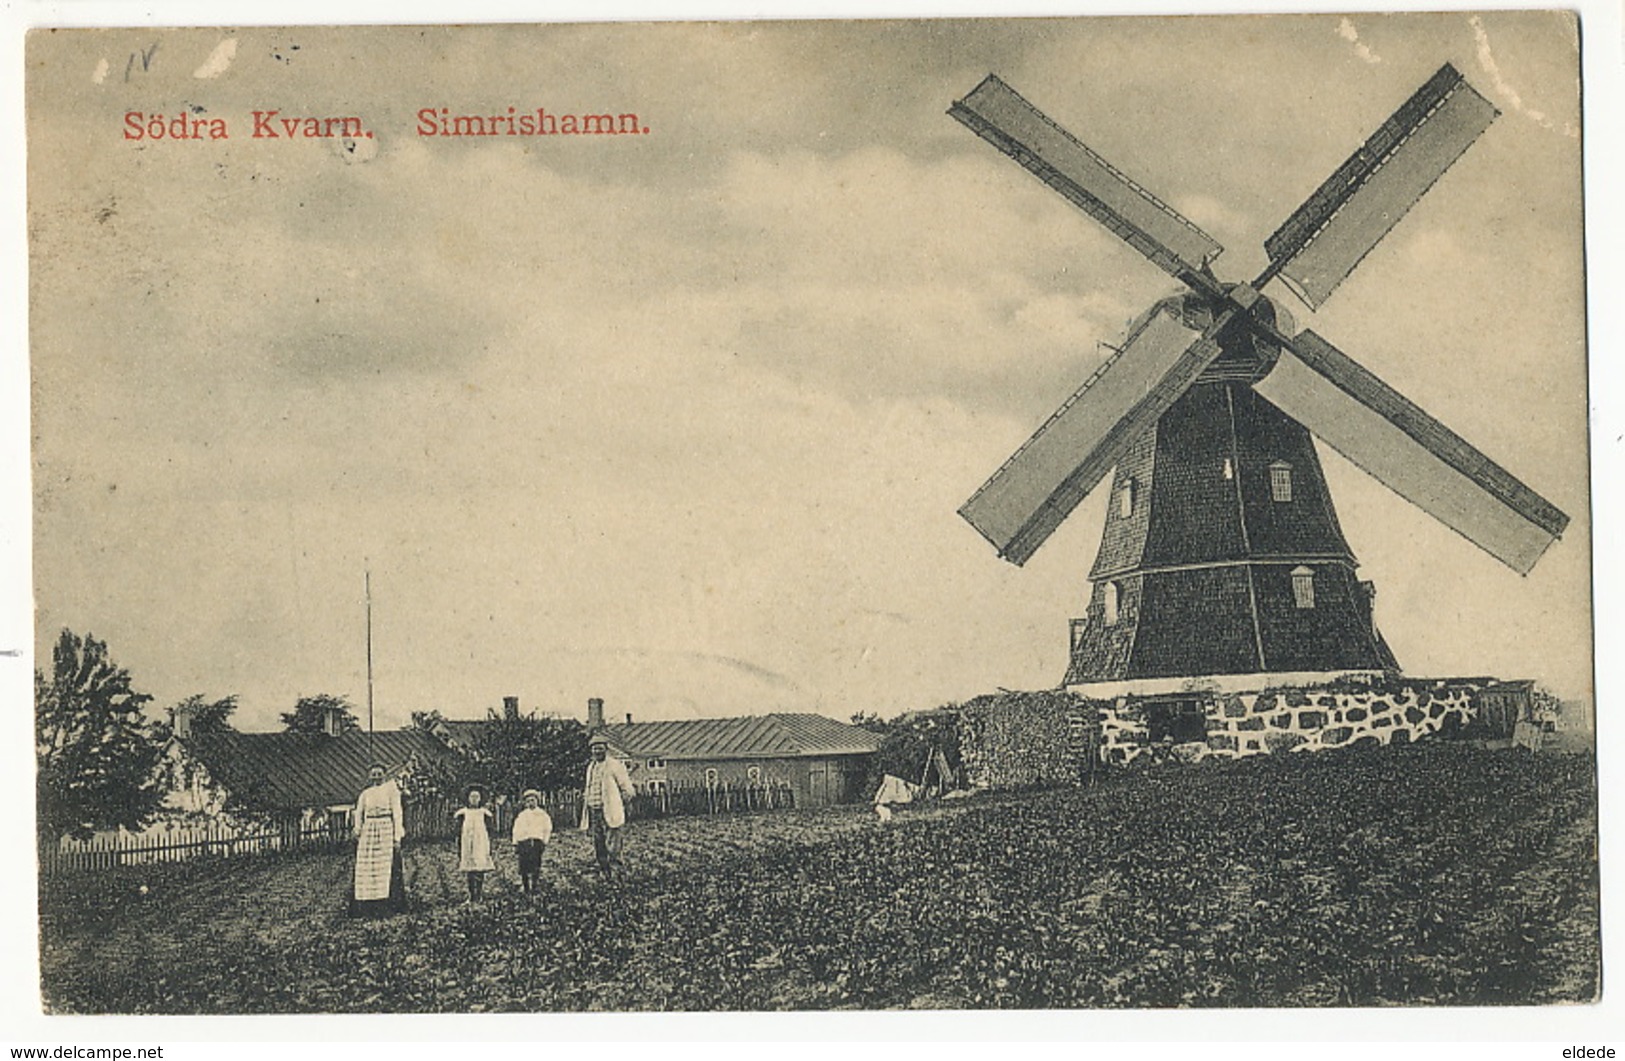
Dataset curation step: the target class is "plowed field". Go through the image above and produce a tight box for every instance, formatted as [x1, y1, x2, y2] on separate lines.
[38, 744, 1598, 1012]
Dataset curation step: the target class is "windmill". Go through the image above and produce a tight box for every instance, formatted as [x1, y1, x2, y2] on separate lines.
[950, 65, 1569, 693]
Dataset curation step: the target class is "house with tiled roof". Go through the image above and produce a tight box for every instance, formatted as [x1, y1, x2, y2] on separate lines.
[585, 698, 881, 807]
[164, 700, 456, 822]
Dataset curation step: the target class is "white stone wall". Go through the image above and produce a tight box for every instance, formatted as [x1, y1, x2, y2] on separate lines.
[1097, 681, 1481, 765]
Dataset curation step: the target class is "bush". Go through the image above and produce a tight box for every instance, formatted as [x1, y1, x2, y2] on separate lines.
[850, 707, 963, 795]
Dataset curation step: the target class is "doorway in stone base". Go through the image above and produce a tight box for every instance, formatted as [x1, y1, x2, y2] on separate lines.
[1144, 698, 1207, 744]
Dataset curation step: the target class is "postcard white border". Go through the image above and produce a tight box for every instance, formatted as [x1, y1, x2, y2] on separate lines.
[1, 0, 1618, 1049]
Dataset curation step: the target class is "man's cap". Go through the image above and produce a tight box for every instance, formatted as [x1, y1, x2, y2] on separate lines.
[588, 732, 610, 747]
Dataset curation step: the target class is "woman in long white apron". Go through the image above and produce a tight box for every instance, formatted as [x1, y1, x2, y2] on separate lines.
[351, 764, 405, 916]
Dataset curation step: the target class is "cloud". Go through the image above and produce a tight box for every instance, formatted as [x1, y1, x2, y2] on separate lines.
[700, 147, 1168, 413]
[1170, 193, 1253, 245]
[1337, 18, 1383, 65]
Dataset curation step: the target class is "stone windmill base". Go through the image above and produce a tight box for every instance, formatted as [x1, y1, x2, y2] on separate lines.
[1088, 677, 1485, 766]
[953, 676, 1545, 790]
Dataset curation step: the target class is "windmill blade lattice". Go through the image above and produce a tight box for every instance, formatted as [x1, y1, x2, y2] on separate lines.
[1261, 64, 1500, 309]
[950, 75, 1225, 295]
[1255, 329, 1569, 574]
[952, 64, 1565, 578]
[959, 303, 1228, 565]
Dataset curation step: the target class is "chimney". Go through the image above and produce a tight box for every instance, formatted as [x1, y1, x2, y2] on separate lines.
[171, 702, 196, 740]
[587, 697, 604, 729]
[1361, 580, 1379, 637]
[625, 712, 633, 725]
[503, 695, 520, 721]
[322, 703, 343, 737]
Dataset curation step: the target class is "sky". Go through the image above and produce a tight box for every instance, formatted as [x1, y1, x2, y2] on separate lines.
[22, 13, 1592, 733]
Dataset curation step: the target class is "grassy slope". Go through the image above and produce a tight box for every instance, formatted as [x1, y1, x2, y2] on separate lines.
[38, 743, 1598, 1012]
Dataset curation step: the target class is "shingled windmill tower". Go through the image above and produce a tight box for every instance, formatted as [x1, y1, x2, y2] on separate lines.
[950, 66, 1569, 698]
[1059, 294, 1402, 689]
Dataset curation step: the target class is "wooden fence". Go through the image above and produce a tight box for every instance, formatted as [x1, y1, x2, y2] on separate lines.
[40, 780, 798, 876]
[38, 815, 351, 876]
[632, 780, 797, 818]
[407, 780, 796, 838]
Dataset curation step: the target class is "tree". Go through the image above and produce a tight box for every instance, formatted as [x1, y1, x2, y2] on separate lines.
[851, 707, 965, 795]
[410, 709, 446, 732]
[420, 707, 589, 803]
[35, 629, 166, 840]
[150, 693, 239, 741]
[177, 693, 238, 733]
[474, 710, 590, 795]
[280, 693, 362, 735]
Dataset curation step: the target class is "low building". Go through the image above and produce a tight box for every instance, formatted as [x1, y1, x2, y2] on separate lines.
[587, 699, 881, 808]
[164, 700, 454, 825]
[1473, 679, 1535, 739]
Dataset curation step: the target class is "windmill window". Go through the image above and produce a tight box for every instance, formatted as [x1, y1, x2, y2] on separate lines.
[1270, 461, 1293, 502]
[646, 758, 665, 770]
[1222, 457, 1234, 481]
[1292, 566, 1315, 609]
[1118, 477, 1136, 518]
[1103, 581, 1120, 626]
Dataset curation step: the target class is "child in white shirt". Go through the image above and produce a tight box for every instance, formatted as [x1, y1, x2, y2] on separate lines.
[511, 789, 553, 896]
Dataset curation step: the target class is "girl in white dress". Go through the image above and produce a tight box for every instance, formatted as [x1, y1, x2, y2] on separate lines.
[454, 787, 495, 902]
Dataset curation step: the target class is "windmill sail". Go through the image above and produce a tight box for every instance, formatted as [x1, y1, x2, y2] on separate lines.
[960, 305, 1223, 565]
[1254, 330, 1568, 574]
[951, 75, 1224, 290]
[1263, 64, 1498, 309]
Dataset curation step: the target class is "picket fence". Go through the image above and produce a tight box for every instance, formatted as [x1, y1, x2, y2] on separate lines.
[38, 816, 352, 876]
[39, 780, 797, 876]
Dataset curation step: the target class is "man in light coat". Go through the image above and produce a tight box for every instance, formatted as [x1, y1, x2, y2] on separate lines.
[580, 732, 635, 880]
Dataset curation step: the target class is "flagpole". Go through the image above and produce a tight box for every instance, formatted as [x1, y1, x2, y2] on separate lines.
[365, 564, 375, 759]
